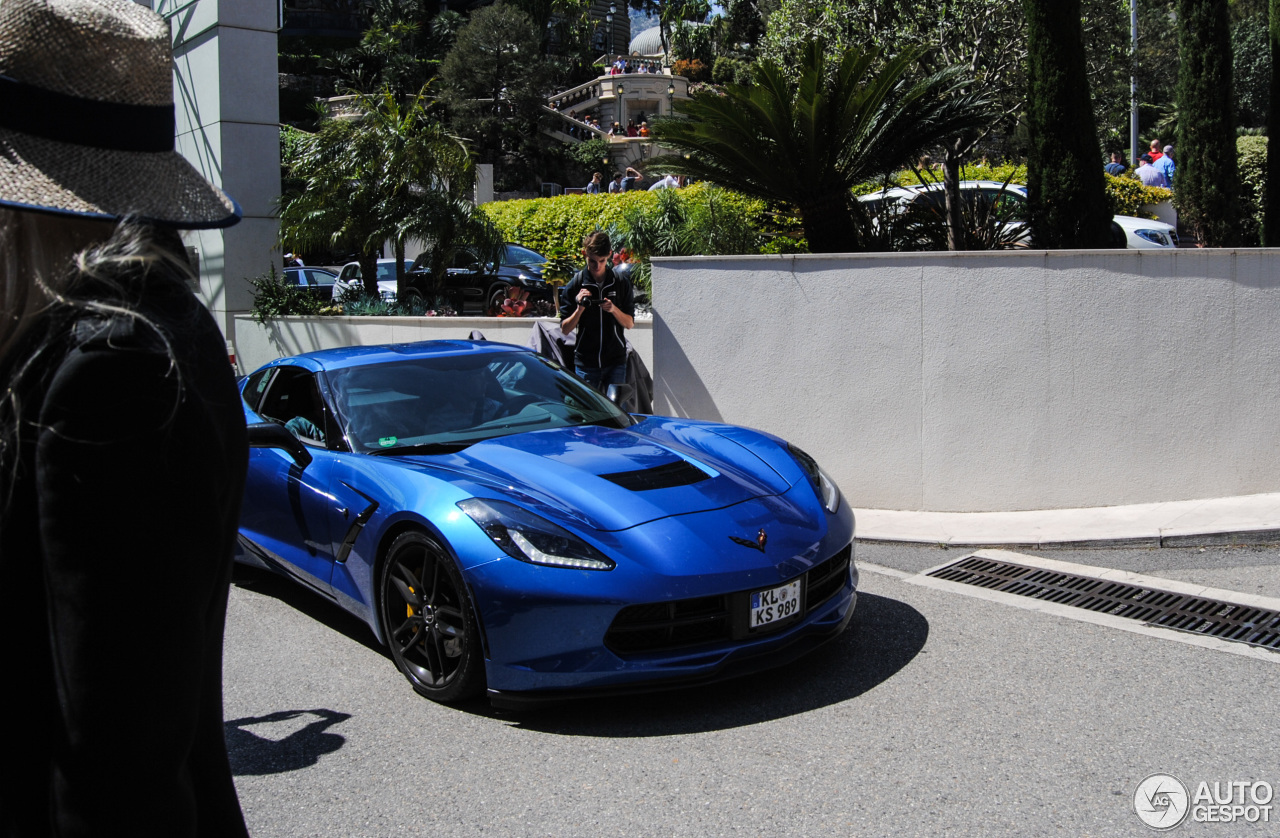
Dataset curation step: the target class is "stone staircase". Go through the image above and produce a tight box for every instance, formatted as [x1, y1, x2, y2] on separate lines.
[541, 64, 691, 172]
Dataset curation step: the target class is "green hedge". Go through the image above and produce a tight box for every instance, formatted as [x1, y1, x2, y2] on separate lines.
[482, 163, 1177, 262]
[1101, 174, 1172, 218]
[1238, 135, 1267, 246]
[482, 190, 652, 262]
[481, 182, 785, 263]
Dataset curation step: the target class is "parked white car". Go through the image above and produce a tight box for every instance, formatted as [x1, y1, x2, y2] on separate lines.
[858, 180, 1178, 249]
[331, 259, 413, 301]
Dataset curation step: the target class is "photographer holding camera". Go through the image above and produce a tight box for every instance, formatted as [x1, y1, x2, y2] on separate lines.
[559, 231, 634, 391]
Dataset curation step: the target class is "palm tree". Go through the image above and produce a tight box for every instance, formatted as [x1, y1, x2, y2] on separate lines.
[647, 41, 996, 253]
[280, 87, 497, 298]
[280, 110, 387, 294]
[365, 90, 502, 298]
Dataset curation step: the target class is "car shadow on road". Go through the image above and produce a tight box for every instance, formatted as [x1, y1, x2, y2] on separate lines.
[224, 709, 352, 776]
[230, 566, 928, 736]
[496, 591, 929, 736]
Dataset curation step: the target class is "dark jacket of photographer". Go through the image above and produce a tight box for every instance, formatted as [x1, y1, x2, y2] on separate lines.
[558, 266, 635, 370]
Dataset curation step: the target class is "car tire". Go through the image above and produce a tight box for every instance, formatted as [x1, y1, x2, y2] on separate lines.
[400, 287, 425, 306]
[486, 282, 512, 314]
[379, 531, 485, 703]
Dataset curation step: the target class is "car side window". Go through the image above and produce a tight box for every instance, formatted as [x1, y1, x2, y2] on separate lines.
[307, 270, 334, 289]
[242, 368, 274, 413]
[257, 368, 330, 447]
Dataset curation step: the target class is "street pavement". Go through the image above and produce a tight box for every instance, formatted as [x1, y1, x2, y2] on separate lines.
[223, 539, 1280, 837]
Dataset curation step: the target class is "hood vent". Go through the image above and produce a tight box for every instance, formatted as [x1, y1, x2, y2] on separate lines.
[600, 459, 710, 491]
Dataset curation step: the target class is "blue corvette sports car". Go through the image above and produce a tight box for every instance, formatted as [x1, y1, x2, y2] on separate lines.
[238, 340, 857, 706]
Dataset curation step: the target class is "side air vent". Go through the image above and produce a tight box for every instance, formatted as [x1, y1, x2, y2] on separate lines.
[600, 459, 710, 491]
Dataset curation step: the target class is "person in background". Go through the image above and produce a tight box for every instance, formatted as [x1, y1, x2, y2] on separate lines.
[1148, 139, 1164, 163]
[0, 1, 250, 835]
[1153, 145, 1176, 189]
[585, 172, 604, 194]
[1104, 151, 1127, 176]
[608, 172, 625, 193]
[559, 231, 634, 392]
[619, 166, 644, 191]
[1135, 154, 1170, 188]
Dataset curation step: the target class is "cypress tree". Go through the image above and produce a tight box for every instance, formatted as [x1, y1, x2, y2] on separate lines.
[1265, 0, 1279, 246]
[1175, 0, 1242, 246]
[1022, 0, 1114, 249]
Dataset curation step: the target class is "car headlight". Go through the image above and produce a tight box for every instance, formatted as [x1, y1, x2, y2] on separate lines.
[787, 444, 842, 513]
[457, 499, 615, 570]
[1134, 228, 1171, 246]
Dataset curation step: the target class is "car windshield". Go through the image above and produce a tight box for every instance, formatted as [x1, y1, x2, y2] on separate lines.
[501, 245, 545, 266]
[325, 353, 633, 454]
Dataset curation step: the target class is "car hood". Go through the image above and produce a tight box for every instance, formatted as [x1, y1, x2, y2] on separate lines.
[1112, 214, 1175, 232]
[505, 262, 545, 279]
[393, 421, 797, 532]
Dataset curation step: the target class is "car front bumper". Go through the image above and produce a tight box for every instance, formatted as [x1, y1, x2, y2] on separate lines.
[466, 493, 858, 699]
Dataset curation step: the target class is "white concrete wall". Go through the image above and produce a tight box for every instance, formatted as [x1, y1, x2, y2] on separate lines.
[161, 0, 280, 339]
[651, 249, 1280, 512]
[233, 315, 654, 379]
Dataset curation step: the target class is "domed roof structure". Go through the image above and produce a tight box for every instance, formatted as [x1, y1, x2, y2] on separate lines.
[628, 25, 664, 57]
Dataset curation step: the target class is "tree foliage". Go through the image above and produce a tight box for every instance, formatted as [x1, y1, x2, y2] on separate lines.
[439, 3, 553, 189]
[279, 90, 497, 296]
[647, 42, 996, 252]
[1022, 0, 1113, 248]
[1175, 0, 1244, 245]
[323, 0, 461, 98]
[1233, 6, 1272, 127]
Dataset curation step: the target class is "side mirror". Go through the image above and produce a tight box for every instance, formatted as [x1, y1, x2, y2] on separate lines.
[247, 421, 313, 468]
[606, 383, 635, 412]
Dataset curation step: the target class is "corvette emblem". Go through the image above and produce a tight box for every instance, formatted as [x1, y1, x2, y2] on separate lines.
[729, 529, 768, 552]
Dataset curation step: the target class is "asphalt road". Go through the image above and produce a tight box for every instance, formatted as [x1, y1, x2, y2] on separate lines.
[224, 542, 1280, 837]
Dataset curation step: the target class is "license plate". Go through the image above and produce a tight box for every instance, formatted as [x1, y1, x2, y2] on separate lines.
[750, 580, 802, 629]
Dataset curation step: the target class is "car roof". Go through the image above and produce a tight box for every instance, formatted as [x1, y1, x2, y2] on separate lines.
[912, 180, 1028, 193]
[340, 258, 413, 268]
[261, 339, 530, 373]
[857, 186, 919, 202]
[859, 180, 1029, 200]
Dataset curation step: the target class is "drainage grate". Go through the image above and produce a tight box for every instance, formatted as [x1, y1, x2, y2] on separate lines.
[927, 555, 1280, 652]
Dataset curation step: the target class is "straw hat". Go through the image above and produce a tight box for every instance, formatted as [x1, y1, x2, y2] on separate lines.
[0, 0, 240, 228]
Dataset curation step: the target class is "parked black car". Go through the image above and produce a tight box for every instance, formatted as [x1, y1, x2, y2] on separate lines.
[283, 266, 339, 302]
[405, 244, 553, 314]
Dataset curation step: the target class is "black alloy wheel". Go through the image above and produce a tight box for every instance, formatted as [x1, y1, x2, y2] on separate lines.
[379, 531, 484, 702]
[486, 282, 513, 314]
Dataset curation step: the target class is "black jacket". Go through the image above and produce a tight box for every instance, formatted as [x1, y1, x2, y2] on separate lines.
[558, 266, 635, 369]
[0, 272, 250, 837]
